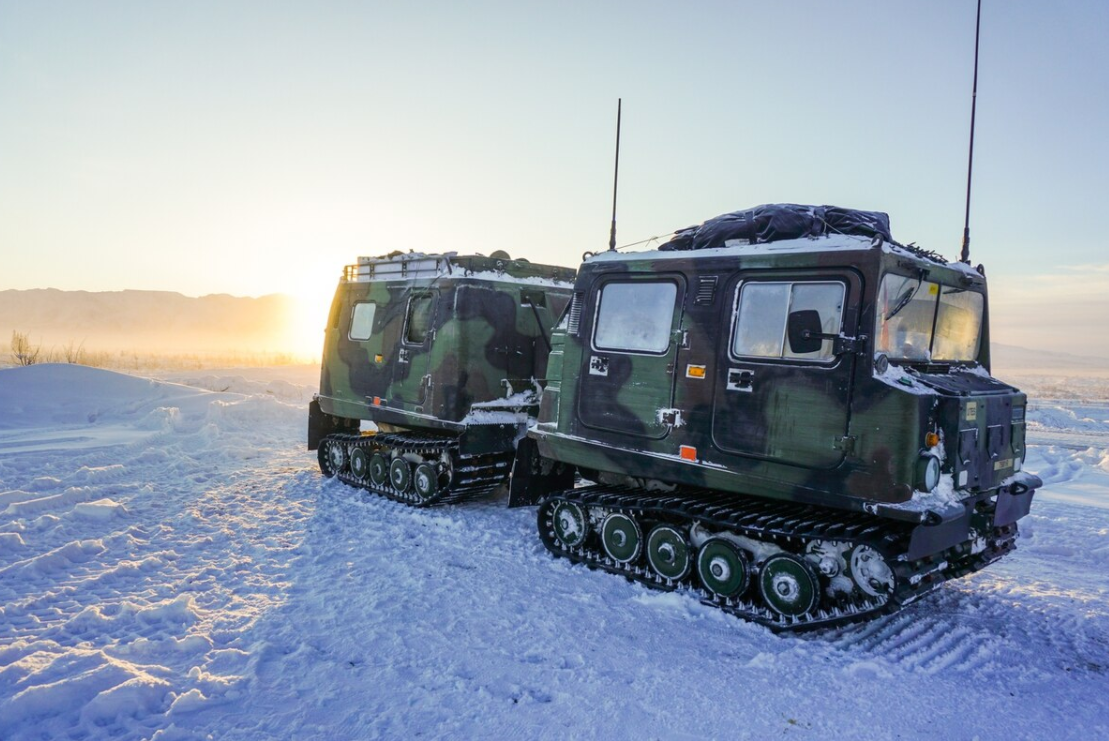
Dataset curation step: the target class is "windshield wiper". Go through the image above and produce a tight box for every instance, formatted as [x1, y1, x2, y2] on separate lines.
[884, 277, 922, 321]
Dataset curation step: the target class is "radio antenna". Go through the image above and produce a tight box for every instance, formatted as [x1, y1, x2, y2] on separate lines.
[960, 0, 982, 264]
[612, 98, 621, 251]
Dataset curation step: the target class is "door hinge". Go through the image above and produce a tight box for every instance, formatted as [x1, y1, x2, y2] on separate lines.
[834, 435, 857, 454]
[833, 334, 868, 355]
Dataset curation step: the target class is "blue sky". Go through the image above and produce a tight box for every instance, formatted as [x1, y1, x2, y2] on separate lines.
[1, 1, 1106, 355]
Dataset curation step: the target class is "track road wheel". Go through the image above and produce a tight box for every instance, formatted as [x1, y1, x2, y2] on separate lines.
[849, 545, 895, 598]
[389, 458, 412, 492]
[369, 453, 388, 486]
[646, 525, 691, 581]
[759, 553, 820, 618]
[318, 438, 346, 477]
[551, 500, 589, 548]
[696, 538, 750, 598]
[413, 463, 439, 502]
[349, 448, 369, 479]
[601, 513, 642, 564]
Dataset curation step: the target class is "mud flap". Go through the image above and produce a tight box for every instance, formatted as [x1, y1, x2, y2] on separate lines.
[307, 398, 358, 451]
[459, 423, 520, 456]
[906, 502, 972, 560]
[508, 437, 575, 508]
[994, 487, 1036, 527]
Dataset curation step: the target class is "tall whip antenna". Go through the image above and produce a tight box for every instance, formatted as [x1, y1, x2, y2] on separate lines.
[960, 0, 982, 264]
[607, 98, 625, 251]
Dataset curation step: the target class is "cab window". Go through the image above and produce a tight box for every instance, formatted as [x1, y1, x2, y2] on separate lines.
[593, 281, 677, 354]
[874, 274, 984, 362]
[932, 288, 983, 361]
[732, 281, 844, 361]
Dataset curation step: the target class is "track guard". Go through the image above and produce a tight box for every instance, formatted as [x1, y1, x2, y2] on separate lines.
[508, 437, 574, 508]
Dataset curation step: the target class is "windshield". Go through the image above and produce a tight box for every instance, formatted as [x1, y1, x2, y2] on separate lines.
[875, 274, 983, 362]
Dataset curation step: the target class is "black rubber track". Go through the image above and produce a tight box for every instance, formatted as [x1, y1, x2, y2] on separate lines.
[538, 484, 1018, 632]
[321, 432, 513, 507]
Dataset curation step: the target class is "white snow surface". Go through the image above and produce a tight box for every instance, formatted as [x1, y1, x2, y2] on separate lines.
[1, 364, 1107, 740]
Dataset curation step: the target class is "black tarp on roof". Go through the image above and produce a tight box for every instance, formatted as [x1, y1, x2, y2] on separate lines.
[658, 204, 892, 251]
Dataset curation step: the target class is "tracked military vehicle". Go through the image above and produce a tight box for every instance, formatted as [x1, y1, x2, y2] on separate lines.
[310, 251, 575, 505]
[521, 204, 1042, 630]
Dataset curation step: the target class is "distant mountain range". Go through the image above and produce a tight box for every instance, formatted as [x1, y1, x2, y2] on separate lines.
[0, 288, 299, 354]
[991, 343, 1109, 375]
[3, 288, 1108, 371]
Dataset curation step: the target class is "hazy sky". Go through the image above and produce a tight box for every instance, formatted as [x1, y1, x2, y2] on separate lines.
[2, 1, 1107, 356]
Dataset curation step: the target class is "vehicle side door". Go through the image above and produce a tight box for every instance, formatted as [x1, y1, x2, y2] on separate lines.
[390, 291, 438, 409]
[576, 275, 686, 440]
[710, 271, 861, 468]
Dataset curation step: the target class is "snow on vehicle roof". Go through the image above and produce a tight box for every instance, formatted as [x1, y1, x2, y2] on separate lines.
[588, 233, 878, 262]
[348, 252, 574, 286]
[590, 233, 976, 276]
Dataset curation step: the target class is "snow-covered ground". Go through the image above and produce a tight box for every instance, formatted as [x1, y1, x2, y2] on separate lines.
[1, 364, 1107, 740]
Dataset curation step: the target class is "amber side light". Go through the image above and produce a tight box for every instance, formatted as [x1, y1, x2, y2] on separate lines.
[925, 432, 940, 448]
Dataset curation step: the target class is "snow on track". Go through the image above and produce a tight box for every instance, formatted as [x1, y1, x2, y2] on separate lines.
[1, 364, 1107, 740]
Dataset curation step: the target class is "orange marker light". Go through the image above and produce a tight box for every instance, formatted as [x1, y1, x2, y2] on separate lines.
[373, 396, 382, 406]
[686, 365, 706, 379]
[375, 354, 384, 363]
[680, 445, 697, 462]
[925, 432, 940, 448]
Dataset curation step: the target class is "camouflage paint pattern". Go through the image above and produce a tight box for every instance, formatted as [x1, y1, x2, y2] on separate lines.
[531, 236, 1034, 521]
[315, 253, 575, 437]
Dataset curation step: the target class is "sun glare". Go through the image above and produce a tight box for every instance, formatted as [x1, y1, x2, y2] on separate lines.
[284, 274, 339, 361]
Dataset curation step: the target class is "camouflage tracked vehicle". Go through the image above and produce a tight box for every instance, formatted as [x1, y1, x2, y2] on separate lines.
[521, 204, 1042, 630]
[310, 251, 575, 505]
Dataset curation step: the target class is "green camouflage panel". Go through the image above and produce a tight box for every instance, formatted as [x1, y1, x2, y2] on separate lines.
[531, 235, 1035, 522]
[316, 253, 575, 434]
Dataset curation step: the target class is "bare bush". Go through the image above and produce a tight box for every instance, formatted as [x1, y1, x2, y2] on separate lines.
[11, 331, 41, 366]
[61, 339, 87, 364]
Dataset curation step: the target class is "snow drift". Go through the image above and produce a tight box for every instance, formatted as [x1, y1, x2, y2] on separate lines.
[0, 364, 1107, 740]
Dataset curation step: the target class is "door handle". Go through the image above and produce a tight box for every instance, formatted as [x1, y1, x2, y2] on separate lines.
[727, 368, 754, 392]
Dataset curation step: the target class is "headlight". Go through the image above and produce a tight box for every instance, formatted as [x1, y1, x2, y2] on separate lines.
[916, 454, 940, 492]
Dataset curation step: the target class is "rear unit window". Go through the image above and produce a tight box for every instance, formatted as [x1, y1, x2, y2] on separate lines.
[405, 295, 434, 344]
[593, 281, 677, 354]
[349, 302, 376, 341]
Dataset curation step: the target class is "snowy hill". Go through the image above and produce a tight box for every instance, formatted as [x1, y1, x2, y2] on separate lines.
[1, 364, 1107, 740]
[0, 289, 297, 354]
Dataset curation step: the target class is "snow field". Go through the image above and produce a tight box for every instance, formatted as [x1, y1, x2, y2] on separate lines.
[0, 364, 1107, 740]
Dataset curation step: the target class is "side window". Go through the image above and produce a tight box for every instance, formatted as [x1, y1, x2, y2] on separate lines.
[405, 295, 434, 344]
[593, 281, 677, 354]
[733, 283, 790, 358]
[782, 283, 845, 360]
[732, 281, 845, 361]
[349, 302, 376, 341]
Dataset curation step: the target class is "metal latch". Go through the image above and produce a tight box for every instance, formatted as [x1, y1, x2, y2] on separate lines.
[657, 408, 683, 427]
